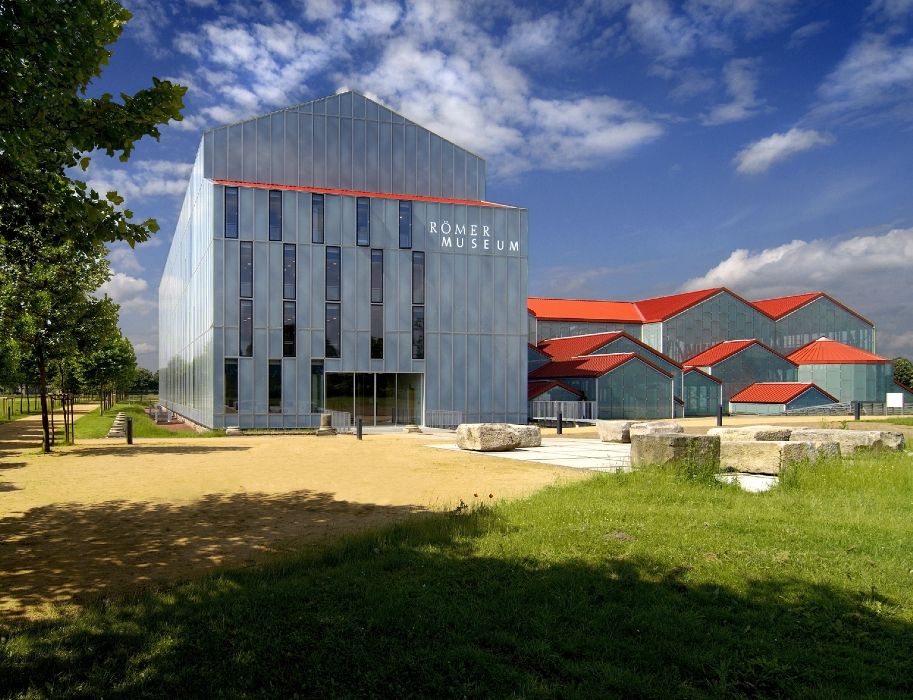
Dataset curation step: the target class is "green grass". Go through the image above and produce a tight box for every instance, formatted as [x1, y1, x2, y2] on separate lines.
[2, 453, 913, 698]
[879, 417, 913, 426]
[72, 403, 224, 439]
[0, 396, 44, 424]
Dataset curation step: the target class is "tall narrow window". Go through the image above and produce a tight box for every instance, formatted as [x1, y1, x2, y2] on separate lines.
[370, 249, 383, 303]
[412, 305, 424, 360]
[239, 300, 253, 357]
[371, 304, 384, 359]
[326, 246, 341, 301]
[283, 301, 296, 357]
[268, 360, 281, 413]
[224, 359, 238, 413]
[356, 197, 370, 246]
[240, 241, 253, 298]
[310, 360, 324, 411]
[311, 193, 325, 244]
[399, 200, 412, 248]
[283, 244, 296, 299]
[412, 251, 425, 304]
[269, 190, 282, 241]
[325, 303, 341, 358]
[224, 187, 239, 238]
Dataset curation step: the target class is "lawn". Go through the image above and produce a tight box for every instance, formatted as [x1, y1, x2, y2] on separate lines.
[2, 452, 912, 698]
[0, 395, 44, 424]
[881, 416, 913, 427]
[72, 403, 224, 439]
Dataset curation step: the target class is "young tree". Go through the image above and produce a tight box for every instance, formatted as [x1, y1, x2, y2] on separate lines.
[130, 367, 158, 394]
[0, 0, 186, 250]
[894, 357, 913, 390]
[76, 335, 137, 411]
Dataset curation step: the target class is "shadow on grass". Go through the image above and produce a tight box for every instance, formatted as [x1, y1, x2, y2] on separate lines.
[1, 507, 911, 698]
[0, 490, 420, 621]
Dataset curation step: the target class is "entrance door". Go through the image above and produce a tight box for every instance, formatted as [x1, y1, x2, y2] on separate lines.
[323, 372, 423, 426]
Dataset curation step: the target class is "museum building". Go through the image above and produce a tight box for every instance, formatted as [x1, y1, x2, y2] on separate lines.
[159, 91, 528, 429]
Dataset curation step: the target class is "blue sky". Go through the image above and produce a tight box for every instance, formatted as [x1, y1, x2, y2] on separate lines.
[84, 0, 913, 368]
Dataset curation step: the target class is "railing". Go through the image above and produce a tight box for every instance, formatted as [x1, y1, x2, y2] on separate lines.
[528, 400, 599, 422]
[426, 410, 463, 429]
[784, 401, 913, 417]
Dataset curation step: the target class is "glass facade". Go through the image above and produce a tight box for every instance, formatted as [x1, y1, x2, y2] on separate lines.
[731, 387, 835, 415]
[773, 298, 874, 353]
[399, 200, 412, 248]
[796, 362, 892, 403]
[268, 190, 282, 241]
[699, 344, 797, 403]
[683, 371, 721, 417]
[224, 186, 238, 238]
[356, 197, 370, 246]
[282, 244, 296, 299]
[536, 320, 643, 344]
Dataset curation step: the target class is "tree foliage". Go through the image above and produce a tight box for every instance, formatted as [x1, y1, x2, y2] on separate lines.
[130, 367, 158, 393]
[0, 0, 186, 249]
[76, 334, 137, 406]
[894, 357, 913, 390]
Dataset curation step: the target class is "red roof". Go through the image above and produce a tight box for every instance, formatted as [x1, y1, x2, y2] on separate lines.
[635, 288, 724, 322]
[730, 383, 837, 404]
[528, 380, 585, 400]
[787, 337, 888, 365]
[529, 353, 673, 379]
[751, 292, 874, 326]
[683, 367, 722, 383]
[537, 332, 625, 360]
[527, 298, 643, 322]
[683, 340, 760, 367]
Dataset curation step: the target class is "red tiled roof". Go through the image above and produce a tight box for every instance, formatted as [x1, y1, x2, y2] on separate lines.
[730, 382, 837, 404]
[787, 337, 888, 365]
[635, 288, 724, 322]
[529, 353, 673, 379]
[751, 292, 874, 326]
[537, 332, 625, 360]
[527, 298, 643, 322]
[213, 179, 514, 208]
[683, 367, 722, 383]
[682, 340, 758, 366]
[528, 380, 585, 400]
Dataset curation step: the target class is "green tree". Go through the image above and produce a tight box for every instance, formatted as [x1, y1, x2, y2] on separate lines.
[130, 367, 158, 394]
[0, 0, 186, 249]
[76, 334, 137, 411]
[894, 357, 913, 390]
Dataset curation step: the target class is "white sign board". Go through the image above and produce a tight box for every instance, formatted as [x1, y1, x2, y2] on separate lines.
[886, 393, 903, 408]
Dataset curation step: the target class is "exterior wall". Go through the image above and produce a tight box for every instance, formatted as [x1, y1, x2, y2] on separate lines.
[159, 143, 215, 427]
[528, 312, 537, 345]
[773, 298, 874, 354]
[706, 344, 797, 404]
[796, 363, 892, 403]
[894, 383, 913, 402]
[532, 386, 580, 402]
[640, 322, 662, 352]
[535, 320, 642, 342]
[662, 292, 775, 364]
[683, 372, 721, 417]
[730, 402, 785, 415]
[203, 92, 486, 202]
[731, 388, 833, 414]
[591, 336, 683, 402]
[595, 361, 673, 419]
[528, 346, 550, 372]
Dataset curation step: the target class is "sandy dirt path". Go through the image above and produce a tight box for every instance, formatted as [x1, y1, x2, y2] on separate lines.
[0, 422, 588, 620]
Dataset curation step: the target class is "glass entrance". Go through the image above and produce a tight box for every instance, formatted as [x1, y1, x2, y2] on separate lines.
[324, 372, 423, 426]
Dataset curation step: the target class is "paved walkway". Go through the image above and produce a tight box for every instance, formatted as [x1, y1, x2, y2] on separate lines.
[430, 438, 632, 472]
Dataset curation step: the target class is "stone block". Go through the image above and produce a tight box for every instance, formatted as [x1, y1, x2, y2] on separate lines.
[596, 420, 634, 443]
[706, 425, 792, 441]
[456, 423, 521, 452]
[513, 425, 542, 448]
[720, 440, 839, 475]
[789, 428, 905, 453]
[630, 433, 720, 469]
[629, 420, 684, 437]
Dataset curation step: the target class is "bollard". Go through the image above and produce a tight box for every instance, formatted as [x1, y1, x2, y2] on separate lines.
[556, 408, 563, 435]
[126, 417, 133, 445]
[853, 400, 861, 421]
[356, 416, 363, 440]
[716, 403, 723, 427]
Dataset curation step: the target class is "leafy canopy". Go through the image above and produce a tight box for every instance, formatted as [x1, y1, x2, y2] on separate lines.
[894, 357, 913, 390]
[0, 0, 186, 248]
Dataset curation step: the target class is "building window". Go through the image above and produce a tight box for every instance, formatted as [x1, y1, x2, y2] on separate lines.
[224, 187, 239, 238]
[224, 358, 238, 413]
[239, 299, 253, 357]
[371, 304, 383, 359]
[412, 251, 424, 305]
[240, 241, 253, 298]
[269, 189, 282, 241]
[326, 246, 341, 301]
[283, 244, 296, 300]
[371, 249, 383, 303]
[310, 360, 324, 411]
[311, 193, 324, 244]
[268, 360, 281, 413]
[356, 197, 370, 246]
[399, 200, 412, 248]
[283, 301, 296, 357]
[325, 303, 341, 358]
[412, 305, 424, 359]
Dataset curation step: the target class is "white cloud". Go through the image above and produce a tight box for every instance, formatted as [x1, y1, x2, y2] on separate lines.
[98, 272, 148, 301]
[787, 20, 829, 49]
[733, 127, 834, 174]
[681, 228, 913, 357]
[107, 246, 143, 274]
[702, 57, 766, 125]
[866, 0, 913, 20]
[85, 159, 194, 200]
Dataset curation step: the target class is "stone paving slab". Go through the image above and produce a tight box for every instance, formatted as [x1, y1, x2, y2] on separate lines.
[429, 438, 632, 472]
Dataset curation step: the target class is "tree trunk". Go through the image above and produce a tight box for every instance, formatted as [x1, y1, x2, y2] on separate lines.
[38, 360, 51, 453]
